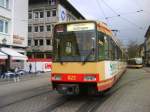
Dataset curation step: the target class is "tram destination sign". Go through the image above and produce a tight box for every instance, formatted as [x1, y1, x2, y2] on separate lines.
[67, 23, 95, 31]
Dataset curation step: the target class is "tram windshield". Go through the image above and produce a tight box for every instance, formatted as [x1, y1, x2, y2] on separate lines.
[53, 23, 96, 62]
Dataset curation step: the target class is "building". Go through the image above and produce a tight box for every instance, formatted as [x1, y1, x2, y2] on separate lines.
[138, 43, 145, 59]
[145, 26, 150, 65]
[27, 0, 85, 59]
[0, 0, 28, 70]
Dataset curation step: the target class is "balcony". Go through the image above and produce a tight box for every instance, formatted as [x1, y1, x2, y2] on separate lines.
[28, 32, 52, 38]
[0, 7, 11, 19]
[27, 45, 52, 52]
[29, 16, 58, 24]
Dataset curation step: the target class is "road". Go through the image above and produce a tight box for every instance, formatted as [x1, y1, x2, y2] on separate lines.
[0, 68, 150, 112]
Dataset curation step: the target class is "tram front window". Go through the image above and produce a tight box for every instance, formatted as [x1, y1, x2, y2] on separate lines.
[53, 29, 96, 62]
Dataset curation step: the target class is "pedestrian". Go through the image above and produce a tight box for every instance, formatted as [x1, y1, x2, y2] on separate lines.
[1, 65, 6, 79]
[14, 67, 20, 82]
[29, 63, 32, 74]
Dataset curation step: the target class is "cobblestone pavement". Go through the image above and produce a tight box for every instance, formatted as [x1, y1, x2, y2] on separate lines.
[96, 68, 150, 112]
[0, 68, 150, 112]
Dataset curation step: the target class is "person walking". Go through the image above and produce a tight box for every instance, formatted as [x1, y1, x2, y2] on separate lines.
[14, 67, 20, 82]
[1, 65, 6, 79]
[29, 63, 32, 74]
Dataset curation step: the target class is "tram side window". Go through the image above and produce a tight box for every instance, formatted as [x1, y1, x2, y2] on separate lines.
[118, 49, 122, 60]
[108, 38, 116, 60]
[114, 45, 118, 60]
[104, 36, 117, 60]
[104, 36, 109, 60]
[112, 40, 116, 60]
[116, 47, 120, 60]
[98, 32, 105, 60]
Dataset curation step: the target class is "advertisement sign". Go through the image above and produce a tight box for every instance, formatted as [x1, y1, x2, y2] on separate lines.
[67, 23, 95, 31]
[58, 4, 67, 22]
[13, 35, 25, 45]
[105, 61, 118, 79]
[25, 59, 52, 73]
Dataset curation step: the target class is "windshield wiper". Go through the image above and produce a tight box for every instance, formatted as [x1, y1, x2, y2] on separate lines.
[57, 39, 63, 64]
[82, 48, 95, 64]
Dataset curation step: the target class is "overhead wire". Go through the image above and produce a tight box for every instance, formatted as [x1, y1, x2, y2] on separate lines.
[101, 0, 144, 30]
[105, 10, 143, 20]
[95, 0, 110, 25]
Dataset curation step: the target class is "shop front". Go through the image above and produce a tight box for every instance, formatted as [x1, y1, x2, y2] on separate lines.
[0, 48, 28, 70]
[0, 51, 8, 74]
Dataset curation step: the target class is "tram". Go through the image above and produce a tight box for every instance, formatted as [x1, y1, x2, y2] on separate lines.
[127, 58, 143, 68]
[51, 20, 127, 95]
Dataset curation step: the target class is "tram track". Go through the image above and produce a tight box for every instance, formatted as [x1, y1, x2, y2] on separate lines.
[38, 75, 150, 112]
[39, 96, 70, 112]
[0, 85, 53, 109]
[76, 75, 150, 112]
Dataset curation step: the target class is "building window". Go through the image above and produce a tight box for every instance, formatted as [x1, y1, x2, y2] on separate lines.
[48, 0, 56, 5]
[0, 0, 9, 9]
[46, 11, 51, 17]
[39, 11, 44, 18]
[34, 26, 38, 32]
[0, 19, 8, 34]
[52, 9, 56, 16]
[5, 21, 8, 33]
[39, 39, 43, 46]
[6, 0, 8, 8]
[28, 26, 32, 32]
[28, 12, 32, 19]
[46, 54, 52, 59]
[34, 40, 38, 46]
[34, 12, 39, 18]
[46, 39, 50, 45]
[35, 53, 44, 58]
[28, 40, 31, 46]
[39, 26, 44, 32]
[46, 25, 51, 31]
[0, 20, 4, 32]
[50, 39, 53, 45]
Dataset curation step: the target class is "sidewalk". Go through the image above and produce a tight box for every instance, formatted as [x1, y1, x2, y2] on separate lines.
[0, 72, 51, 85]
[143, 67, 150, 73]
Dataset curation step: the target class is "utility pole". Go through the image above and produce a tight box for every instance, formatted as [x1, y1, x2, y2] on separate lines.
[111, 29, 119, 36]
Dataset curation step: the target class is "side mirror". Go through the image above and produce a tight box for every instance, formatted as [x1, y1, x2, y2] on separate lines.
[91, 37, 95, 49]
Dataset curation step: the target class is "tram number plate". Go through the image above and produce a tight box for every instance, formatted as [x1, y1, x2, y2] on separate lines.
[67, 75, 76, 80]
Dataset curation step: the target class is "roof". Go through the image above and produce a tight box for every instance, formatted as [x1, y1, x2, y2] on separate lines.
[29, 0, 85, 19]
[145, 26, 150, 38]
[58, 0, 85, 19]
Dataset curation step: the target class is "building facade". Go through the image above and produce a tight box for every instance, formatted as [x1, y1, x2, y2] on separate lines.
[145, 26, 150, 65]
[27, 0, 85, 59]
[138, 43, 144, 60]
[0, 0, 28, 70]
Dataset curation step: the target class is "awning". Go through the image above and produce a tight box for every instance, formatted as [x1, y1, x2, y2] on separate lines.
[0, 51, 8, 59]
[1, 48, 28, 60]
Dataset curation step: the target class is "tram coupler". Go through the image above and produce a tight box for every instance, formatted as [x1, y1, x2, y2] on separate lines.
[57, 84, 79, 95]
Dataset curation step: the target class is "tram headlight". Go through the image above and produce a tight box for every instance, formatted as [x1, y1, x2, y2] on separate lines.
[84, 75, 96, 81]
[52, 75, 61, 80]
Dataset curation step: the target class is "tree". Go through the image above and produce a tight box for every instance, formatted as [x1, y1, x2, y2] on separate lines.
[127, 40, 139, 58]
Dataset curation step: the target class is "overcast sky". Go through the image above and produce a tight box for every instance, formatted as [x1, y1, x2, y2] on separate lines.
[68, 0, 150, 46]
